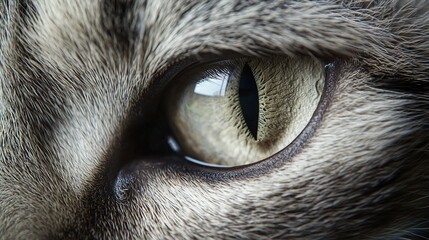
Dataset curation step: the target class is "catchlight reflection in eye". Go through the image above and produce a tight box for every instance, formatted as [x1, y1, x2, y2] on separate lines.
[165, 56, 325, 167]
[194, 72, 230, 97]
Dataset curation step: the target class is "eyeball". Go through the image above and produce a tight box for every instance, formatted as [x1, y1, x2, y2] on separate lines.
[164, 56, 325, 167]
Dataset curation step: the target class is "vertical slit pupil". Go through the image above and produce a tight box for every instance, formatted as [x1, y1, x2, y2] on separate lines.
[238, 63, 259, 140]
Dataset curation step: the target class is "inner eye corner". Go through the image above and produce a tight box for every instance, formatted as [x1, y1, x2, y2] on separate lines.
[159, 55, 335, 169]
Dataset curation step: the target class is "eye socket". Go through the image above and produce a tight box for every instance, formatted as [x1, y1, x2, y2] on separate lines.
[164, 56, 325, 167]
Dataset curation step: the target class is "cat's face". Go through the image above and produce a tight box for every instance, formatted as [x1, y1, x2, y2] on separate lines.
[1, 0, 428, 239]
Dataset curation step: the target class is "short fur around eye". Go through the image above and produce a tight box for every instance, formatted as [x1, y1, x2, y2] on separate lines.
[0, 0, 428, 239]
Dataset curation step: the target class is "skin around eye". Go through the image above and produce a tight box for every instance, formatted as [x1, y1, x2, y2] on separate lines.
[165, 56, 325, 166]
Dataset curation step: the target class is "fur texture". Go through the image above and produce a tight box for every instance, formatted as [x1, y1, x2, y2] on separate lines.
[0, 0, 428, 239]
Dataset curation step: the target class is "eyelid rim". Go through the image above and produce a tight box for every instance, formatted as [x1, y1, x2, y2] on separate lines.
[138, 55, 242, 117]
[150, 53, 242, 90]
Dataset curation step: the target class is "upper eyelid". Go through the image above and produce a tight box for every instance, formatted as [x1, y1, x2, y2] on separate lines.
[150, 55, 239, 86]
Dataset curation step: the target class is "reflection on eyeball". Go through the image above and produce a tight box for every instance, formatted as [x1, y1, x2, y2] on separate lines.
[165, 56, 325, 166]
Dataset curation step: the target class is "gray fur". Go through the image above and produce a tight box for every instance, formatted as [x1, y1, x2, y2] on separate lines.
[0, 0, 428, 239]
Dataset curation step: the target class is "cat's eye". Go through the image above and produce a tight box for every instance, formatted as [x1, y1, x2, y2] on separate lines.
[165, 56, 325, 167]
